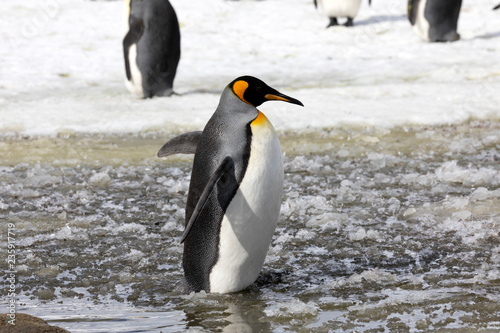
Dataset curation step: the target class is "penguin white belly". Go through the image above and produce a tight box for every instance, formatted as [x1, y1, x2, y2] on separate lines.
[413, 0, 430, 42]
[125, 44, 144, 98]
[321, 0, 362, 18]
[209, 112, 283, 293]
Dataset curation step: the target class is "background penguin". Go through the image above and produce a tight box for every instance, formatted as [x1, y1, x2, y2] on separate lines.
[408, 0, 462, 42]
[314, 0, 371, 27]
[158, 76, 303, 293]
[123, 0, 180, 98]
[494, 3, 500, 10]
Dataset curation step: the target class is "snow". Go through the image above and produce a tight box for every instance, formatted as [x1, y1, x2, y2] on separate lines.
[1, 0, 499, 138]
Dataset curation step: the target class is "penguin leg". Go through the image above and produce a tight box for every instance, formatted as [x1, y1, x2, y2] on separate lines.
[157, 131, 203, 157]
[180, 156, 236, 243]
[344, 17, 354, 27]
[327, 17, 339, 28]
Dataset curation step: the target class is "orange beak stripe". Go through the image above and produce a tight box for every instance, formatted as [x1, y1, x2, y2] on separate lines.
[264, 94, 290, 102]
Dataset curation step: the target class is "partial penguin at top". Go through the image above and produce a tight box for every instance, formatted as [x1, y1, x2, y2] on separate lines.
[158, 76, 303, 293]
[314, 0, 371, 28]
[408, 0, 462, 42]
[123, 0, 181, 98]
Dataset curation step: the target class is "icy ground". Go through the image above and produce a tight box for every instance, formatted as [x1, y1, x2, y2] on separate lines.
[0, 0, 499, 135]
[1, 0, 500, 332]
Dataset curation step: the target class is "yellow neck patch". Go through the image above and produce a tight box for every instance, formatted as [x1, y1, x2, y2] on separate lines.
[251, 111, 268, 127]
[232, 80, 249, 103]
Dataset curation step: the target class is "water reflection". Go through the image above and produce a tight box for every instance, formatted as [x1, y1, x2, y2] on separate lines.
[178, 291, 273, 332]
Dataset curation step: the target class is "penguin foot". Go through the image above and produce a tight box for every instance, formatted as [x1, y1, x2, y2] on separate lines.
[326, 17, 339, 28]
[344, 17, 354, 27]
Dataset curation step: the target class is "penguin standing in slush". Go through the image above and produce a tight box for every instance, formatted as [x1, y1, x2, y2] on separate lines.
[314, 0, 371, 28]
[158, 76, 303, 293]
[123, 0, 180, 98]
[408, 0, 462, 42]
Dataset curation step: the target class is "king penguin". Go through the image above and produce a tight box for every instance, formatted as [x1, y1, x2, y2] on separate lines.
[314, 0, 371, 28]
[123, 0, 181, 98]
[157, 76, 303, 293]
[407, 0, 462, 42]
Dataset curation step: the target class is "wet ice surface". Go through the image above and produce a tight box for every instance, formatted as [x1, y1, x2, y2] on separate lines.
[1, 122, 500, 332]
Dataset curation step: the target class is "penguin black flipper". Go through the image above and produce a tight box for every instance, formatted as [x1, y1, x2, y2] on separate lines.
[123, 16, 144, 81]
[407, 0, 419, 25]
[494, 3, 500, 10]
[180, 156, 236, 244]
[157, 131, 203, 157]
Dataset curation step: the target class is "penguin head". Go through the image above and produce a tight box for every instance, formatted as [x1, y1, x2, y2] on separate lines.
[229, 76, 304, 108]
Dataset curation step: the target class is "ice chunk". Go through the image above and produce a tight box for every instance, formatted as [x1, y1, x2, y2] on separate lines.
[451, 210, 472, 221]
[403, 208, 416, 217]
[306, 212, 348, 229]
[435, 161, 498, 186]
[116, 222, 146, 234]
[125, 249, 144, 262]
[264, 299, 319, 318]
[0, 200, 8, 210]
[21, 189, 40, 198]
[347, 269, 397, 284]
[366, 229, 382, 241]
[349, 228, 366, 241]
[89, 171, 111, 186]
[443, 197, 469, 211]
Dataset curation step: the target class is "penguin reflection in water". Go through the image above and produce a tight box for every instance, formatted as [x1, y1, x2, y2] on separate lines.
[123, 0, 180, 98]
[314, 0, 371, 28]
[158, 76, 303, 293]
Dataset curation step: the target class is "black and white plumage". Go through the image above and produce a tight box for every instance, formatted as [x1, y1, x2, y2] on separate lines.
[123, 0, 180, 98]
[408, 0, 462, 42]
[158, 76, 303, 293]
[314, 0, 371, 27]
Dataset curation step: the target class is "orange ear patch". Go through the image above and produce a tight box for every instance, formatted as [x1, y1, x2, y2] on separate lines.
[232, 80, 249, 102]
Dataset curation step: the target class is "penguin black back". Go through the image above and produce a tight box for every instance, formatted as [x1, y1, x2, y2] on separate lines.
[408, 0, 462, 42]
[124, 0, 181, 97]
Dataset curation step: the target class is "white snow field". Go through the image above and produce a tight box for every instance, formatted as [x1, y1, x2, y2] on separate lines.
[0, 0, 499, 137]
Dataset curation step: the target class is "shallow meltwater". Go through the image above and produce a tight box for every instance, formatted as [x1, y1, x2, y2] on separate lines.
[1, 121, 500, 332]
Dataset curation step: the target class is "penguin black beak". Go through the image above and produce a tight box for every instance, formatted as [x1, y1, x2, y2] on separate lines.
[264, 92, 304, 107]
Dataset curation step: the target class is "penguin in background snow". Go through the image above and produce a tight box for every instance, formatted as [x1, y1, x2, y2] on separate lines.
[123, 0, 180, 98]
[314, 0, 372, 28]
[407, 0, 462, 42]
[157, 76, 303, 293]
